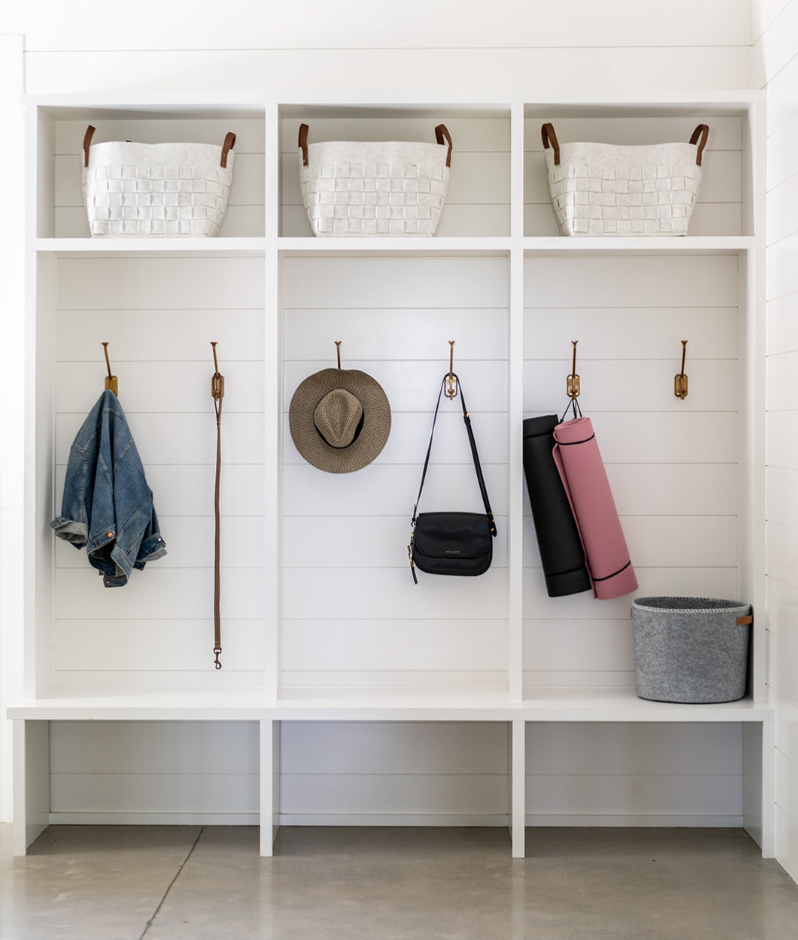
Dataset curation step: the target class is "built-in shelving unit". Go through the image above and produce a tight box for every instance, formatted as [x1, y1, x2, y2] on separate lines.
[10, 91, 772, 860]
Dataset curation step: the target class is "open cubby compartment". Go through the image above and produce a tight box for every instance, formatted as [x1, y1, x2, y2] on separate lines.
[279, 250, 511, 697]
[520, 244, 765, 705]
[523, 97, 763, 238]
[277, 102, 512, 238]
[30, 245, 270, 698]
[30, 101, 267, 239]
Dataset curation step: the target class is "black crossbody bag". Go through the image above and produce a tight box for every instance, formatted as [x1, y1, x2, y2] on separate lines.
[408, 373, 497, 584]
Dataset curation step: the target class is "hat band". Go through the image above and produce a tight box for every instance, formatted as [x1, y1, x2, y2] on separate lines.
[315, 409, 365, 449]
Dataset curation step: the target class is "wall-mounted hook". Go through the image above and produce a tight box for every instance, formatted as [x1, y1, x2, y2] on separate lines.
[445, 341, 458, 399]
[674, 340, 688, 400]
[567, 341, 580, 399]
[101, 342, 118, 396]
[335, 340, 342, 369]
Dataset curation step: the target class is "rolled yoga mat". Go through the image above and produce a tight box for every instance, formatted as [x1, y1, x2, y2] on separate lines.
[522, 416, 592, 597]
[552, 416, 638, 600]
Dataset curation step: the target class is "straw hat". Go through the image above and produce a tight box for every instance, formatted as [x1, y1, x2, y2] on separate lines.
[289, 367, 391, 473]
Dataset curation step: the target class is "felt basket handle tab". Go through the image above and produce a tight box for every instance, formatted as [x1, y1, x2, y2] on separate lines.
[689, 124, 710, 166]
[541, 123, 560, 166]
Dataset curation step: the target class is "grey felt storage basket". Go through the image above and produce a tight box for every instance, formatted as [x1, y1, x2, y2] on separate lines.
[631, 596, 752, 704]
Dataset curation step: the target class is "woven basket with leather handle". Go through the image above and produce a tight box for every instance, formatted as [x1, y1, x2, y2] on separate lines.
[298, 123, 452, 237]
[541, 122, 709, 236]
[81, 126, 236, 237]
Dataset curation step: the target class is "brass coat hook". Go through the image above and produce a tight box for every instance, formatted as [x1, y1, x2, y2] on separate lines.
[335, 340, 342, 369]
[674, 340, 688, 400]
[101, 342, 118, 396]
[567, 341, 580, 399]
[446, 341, 457, 399]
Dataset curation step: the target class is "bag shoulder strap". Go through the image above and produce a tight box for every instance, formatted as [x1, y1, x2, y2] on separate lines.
[411, 373, 496, 536]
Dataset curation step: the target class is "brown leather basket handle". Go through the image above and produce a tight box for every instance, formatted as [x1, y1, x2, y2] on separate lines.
[83, 125, 96, 168]
[434, 124, 453, 168]
[220, 132, 236, 168]
[299, 123, 309, 167]
[689, 124, 710, 166]
[541, 123, 560, 166]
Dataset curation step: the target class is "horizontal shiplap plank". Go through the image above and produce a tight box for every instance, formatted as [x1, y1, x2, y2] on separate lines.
[55, 204, 265, 238]
[523, 359, 737, 412]
[54, 619, 266, 672]
[284, 360, 508, 413]
[524, 201, 742, 237]
[56, 514, 265, 569]
[767, 290, 798, 355]
[55, 567, 265, 620]
[282, 621, 508, 672]
[56, 413, 265, 466]
[50, 721, 259, 774]
[767, 522, 798, 592]
[50, 773, 258, 814]
[284, 308, 508, 361]
[284, 410, 508, 467]
[767, 350, 798, 407]
[284, 567, 507, 620]
[281, 671, 507, 691]
[767, 411, 798, 469]
[768, 113, 798, 191]
[524, 567, 738, 620]
[284, 515, 508, 569]
[283, 463, 507, 516]
[524, 254, 739, 307]
[524, 117, 742, 152]
[56, 152, 265, 208]
[57, 257, 265, 310]
[280, 773, 507, 816]
[522, 411, 739, 464]
[55, 360, 264, 414]
[526, 722, 742, 774]
[524, 515, 737, 570]
[768, 171, 798, 246]
[525, 307, 738, 360]
[523, 774, 742, 816]
[767, 234, 798, 299]
[523, 620, 634, 672]
[767, 466, 798, 530]
[56, 308, 266, 361]
[282, 256, 508, 308]
[280, 721, 507, 775]
[523, 671, 635, 690]
[766, 41, 798, 132]
[55, 119, 266, 153]
[54, 670, 267, 690]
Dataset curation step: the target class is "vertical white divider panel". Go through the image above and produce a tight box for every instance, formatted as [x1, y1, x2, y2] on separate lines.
[259, 718, 279, 856]
[13, 720, 49, 855]
[265, 101, 281, 697]
[509, 720, 525, 858]
[508, 102, 526, 701]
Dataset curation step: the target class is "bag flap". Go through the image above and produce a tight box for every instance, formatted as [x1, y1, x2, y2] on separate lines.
[414, 512, 492, 560]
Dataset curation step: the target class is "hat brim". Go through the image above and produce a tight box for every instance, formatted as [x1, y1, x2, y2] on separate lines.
[289, 368, 391, 473]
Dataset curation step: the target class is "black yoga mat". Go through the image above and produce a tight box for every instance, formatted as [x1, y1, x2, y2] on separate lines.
[523, 415, 592, 597]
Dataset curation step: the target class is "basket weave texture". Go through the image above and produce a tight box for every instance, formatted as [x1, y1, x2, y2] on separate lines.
[545, 141, 703, 236]
[83, 141, 234, 237]
[299, 138, 450, 237]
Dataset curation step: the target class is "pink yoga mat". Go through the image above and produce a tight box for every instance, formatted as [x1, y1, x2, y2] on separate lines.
[552, 416, 638, 600]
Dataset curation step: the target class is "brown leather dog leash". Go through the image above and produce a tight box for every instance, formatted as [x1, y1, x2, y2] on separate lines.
[211, 342, 224, 669]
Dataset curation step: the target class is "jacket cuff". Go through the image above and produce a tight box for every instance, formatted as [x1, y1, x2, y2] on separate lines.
[136, 532, 167, 567]
[50, 517, 89, 547]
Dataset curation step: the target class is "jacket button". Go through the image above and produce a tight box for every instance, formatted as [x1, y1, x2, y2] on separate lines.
[106, 531, 114, 538]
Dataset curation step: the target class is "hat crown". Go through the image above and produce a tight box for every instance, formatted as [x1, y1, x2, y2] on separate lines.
[313, 388, 363, 449]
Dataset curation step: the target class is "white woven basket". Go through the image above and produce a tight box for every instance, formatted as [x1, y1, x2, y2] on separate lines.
[81, 126, 236, 237]
[542, 123, 709, 236]
[298, 123, 452, 237]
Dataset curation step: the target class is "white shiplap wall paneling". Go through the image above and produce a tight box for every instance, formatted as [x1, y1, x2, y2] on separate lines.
[282, 254, 510, 692]
[41, 110, 266, 238]
[522, 253, 740, 694]
[52, 254, 267, 689]
[279, 112, 511, 237]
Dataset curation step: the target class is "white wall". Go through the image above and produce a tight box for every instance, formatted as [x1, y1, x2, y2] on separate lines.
[0, 0, 756, 827]
[754, 0, 798, 886]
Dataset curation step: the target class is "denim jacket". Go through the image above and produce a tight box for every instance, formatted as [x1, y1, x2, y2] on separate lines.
[51, 390, 167, 587]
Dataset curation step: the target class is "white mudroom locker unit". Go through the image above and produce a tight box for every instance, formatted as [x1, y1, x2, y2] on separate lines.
[10, 90, 773, 859]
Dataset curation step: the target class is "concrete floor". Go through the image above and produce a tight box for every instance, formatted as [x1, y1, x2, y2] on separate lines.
[2, 825, 798, 940]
